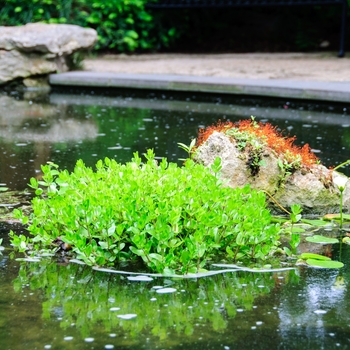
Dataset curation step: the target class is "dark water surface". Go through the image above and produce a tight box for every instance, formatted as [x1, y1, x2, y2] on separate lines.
[0, 88, 349, 190]
[1, 88, 350, 349]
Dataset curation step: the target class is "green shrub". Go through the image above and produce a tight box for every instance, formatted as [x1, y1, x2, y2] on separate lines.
[0, 0, 175, 52]
[11, 150, 281, 274]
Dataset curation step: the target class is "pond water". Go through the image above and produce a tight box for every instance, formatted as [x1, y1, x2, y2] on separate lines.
[1, 226, 350, 350]
[1, 88, 350, 349]
[0, 88, 349, 191]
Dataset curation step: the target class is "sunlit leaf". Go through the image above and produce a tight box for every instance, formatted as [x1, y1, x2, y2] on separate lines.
[299, 253, 331, 261]
[342, 237, 350, 245]
[301, 219, 329, 226]
[306, 259, 344, 269]
[305, 235, 338, 244]
[323, 213, 350, 221]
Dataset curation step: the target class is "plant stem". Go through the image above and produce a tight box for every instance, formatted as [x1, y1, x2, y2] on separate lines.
[340, 190, 343, 229]
[333, 159, 350, 172]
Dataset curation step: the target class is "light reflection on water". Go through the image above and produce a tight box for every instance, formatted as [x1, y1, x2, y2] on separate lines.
[0, 89, 349, 190]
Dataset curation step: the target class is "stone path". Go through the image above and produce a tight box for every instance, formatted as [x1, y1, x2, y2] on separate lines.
[83, 52, 350, 82]
[49, 52, 350, 102]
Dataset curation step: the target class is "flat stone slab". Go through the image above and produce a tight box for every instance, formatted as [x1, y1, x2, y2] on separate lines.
[0, 23, 97, 84]
[49, 71, 350, 102]
[0, 23, 97, 55]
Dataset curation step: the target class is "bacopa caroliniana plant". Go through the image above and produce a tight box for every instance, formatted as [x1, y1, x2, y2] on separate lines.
[10, 150, 281, 275]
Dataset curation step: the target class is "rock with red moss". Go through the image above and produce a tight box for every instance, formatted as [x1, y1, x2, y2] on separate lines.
[193, 127, 349, 215]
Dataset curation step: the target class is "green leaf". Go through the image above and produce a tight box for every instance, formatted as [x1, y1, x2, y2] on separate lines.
[283, 246, 292, 256]
[129, 246, 144, 257]
[306, 259, 344, 269]
[342, 237, 350, 245]
[299, 253, 331, 261]
[301, 219, 328, 226]
[305, 235, 338, 244]
[323, 213, 350, 221]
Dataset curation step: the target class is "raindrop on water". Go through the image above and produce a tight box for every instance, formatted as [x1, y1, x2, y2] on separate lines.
[314, 309, 327, 315]
[156, 288, 177, 294]
[110, 307, 121, 311]
[117, 314, 137, 320]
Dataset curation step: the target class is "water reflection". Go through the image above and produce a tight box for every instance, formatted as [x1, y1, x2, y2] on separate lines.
[0, 90, 349, 191]
[10, 258, 274, 349]
[2, 244, 350, 350]
[0, 94, 98, 190]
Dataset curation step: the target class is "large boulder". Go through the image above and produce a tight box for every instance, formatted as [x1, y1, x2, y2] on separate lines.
[0, 23, 97, 85]
[194, 131, 350, 215]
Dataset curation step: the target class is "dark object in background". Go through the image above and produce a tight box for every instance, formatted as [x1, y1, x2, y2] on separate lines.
[148, 0, 348, 56]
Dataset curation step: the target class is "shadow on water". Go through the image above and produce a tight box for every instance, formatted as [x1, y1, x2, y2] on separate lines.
[1, 88, 350, 349]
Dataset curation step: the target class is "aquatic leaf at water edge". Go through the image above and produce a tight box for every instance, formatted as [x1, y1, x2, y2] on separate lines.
[342, 237, 350, 245]
[290, 227, 305, 233]
[301, 218, 330, 227]
[305, 235, 338, 244]
[298, 252, 343, 269]
[306, 259, 344, 269]
[299, 253, 331, 261]
[323, 213, 350, 222]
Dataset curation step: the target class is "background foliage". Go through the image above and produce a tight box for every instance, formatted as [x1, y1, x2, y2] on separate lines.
[0, 0, 176, 52]
[0, 0, 348, 52]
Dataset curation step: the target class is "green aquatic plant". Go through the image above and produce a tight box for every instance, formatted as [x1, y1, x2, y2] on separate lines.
[298, 252, 344, 269]
[10, 150, 281, 274]
[288, 204, 303, 254]
[333, 171, 348, 229]
[177, 138, 197, 160]
[305, 235, 339, 244]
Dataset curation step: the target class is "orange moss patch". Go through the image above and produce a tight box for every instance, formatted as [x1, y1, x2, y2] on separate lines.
[196, 119, 318, 167]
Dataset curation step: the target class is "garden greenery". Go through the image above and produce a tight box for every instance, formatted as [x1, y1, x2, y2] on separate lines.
[0, 0, 176, 52]
[1, 0, 343, 53]
[11, 150, 281, 274]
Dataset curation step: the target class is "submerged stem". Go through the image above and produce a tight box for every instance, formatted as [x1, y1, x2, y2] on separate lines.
[340, 190, 343, 229]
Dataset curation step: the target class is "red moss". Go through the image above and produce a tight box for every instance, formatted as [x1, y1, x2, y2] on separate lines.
[196, 120, 235, 147]
[196, 119, 318, 167]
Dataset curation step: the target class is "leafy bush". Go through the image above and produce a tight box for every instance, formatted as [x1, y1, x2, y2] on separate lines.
[11, 150, 281, 274]
[0, 0, 175, 52]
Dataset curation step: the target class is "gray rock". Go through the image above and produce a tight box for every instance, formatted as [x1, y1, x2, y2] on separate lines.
[194, 131, 349, 215]
[0, 50, 58, 84]
[0, 23, 97, 55]
[0, 23, 97, 84]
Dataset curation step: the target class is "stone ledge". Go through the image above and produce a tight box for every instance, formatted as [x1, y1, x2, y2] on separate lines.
[49, 71, 350, 102]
